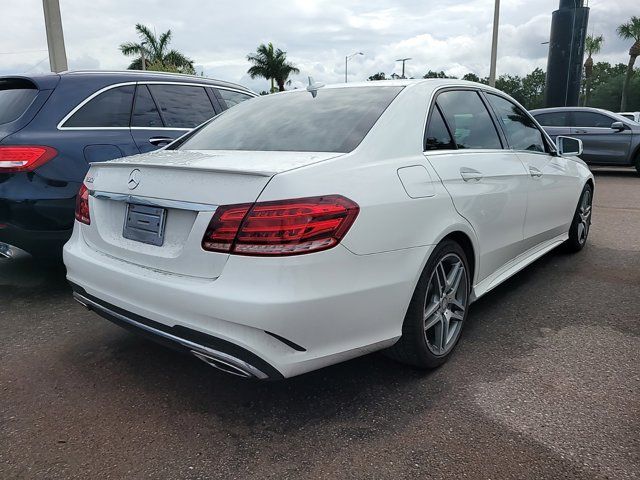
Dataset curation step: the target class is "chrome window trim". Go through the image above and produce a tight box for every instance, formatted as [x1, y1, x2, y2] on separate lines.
[57, 81, 256, 131]
[90, 190, 218, 212]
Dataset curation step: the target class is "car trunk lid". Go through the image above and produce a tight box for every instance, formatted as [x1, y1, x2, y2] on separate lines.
[82, 149, 341, 279]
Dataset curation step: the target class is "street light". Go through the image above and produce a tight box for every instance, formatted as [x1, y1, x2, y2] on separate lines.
[141, 41, 148, 71]
[345, 52, 363, 83]
[395, 58, 412, 79]
[489, 0, 501, 87]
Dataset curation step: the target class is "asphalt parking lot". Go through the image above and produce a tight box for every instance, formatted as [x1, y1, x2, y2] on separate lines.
[1, 169, 638, 480]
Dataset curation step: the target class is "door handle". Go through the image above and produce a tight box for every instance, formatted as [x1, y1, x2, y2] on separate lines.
[574, 129, 588, 134]
[459, 167, 483, 182]
[529, 166, 543, 178]
[148, 136, 174, 146]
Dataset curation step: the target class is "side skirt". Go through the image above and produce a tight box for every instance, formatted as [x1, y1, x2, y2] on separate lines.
[470, 232, 568, 302]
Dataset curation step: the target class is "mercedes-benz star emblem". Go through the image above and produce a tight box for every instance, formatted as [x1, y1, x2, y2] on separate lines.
[128, 169, 141, 190]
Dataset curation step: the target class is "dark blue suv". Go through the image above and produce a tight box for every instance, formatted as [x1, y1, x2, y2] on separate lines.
[0, 71, 255, 259]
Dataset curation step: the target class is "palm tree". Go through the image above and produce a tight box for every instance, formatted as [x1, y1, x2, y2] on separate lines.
[582, 34, 604, 106]
[617, 16, 640, 111]
[120, 24, 195, 74]
[247, 43, 300, 93]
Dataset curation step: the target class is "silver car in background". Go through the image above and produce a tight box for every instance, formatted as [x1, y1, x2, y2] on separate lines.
[531, 107, 640, 174]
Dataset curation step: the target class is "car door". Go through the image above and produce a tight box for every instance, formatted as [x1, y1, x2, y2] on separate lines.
[424, 89, 529, 283]
[485, 93, 581, 250]
[532, 110, 572, 143]
[569, 110, 633, 165]
[130, 83, 220, 153]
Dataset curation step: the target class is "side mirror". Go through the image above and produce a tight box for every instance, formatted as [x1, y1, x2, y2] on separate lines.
[611, 121, 626, 131]
[556, 136, 583, 157]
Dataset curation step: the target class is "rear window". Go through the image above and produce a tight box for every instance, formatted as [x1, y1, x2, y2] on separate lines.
[64, 85, 134, 127]
[179, 87, 402, 153]
[0, 79, 38, 125]
[148, 84, 215, 128]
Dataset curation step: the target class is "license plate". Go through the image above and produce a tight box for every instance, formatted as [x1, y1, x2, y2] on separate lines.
[122, 203, 167, 246]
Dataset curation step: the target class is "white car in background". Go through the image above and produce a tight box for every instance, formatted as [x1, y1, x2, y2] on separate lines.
[64, 80, 594, 380]
[619, 112, 640, 123]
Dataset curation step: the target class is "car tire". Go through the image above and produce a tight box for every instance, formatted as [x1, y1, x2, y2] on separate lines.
[386, 240, 470, 369]
[635, 153, 640, 176]
[564, 183, 593, 253]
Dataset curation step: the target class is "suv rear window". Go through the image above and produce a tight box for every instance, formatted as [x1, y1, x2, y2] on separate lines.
[0, 79, 38, 125]
[180, 87, 402, 153]
[148, 84, 216, 128]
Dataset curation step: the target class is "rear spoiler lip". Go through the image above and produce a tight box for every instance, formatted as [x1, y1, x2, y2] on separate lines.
[88, 161, 275, 177]
[0, 74, 61, 90]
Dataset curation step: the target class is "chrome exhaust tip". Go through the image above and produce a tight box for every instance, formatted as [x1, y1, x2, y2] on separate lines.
[0, 242, 13, 259]
[191, 350, 256, 378]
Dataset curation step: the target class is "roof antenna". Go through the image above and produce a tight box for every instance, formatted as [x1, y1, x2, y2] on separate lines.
[306, 76, 325, 98]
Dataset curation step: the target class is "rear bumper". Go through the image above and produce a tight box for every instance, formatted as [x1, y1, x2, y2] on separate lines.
[64, 225, 431, 378]
[0, 222, 72, 257]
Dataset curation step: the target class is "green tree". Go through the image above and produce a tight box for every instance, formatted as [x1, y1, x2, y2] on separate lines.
[583, 34, 604, 106]
[617, 16, 640, 110]
[521, 68, 546, 110]
[120, 24, 195, 74]
[462, 73, 484, 83]
[247, 43, 300, 93]
[423, 70, 456, 79]
[368, 72, 387, 80]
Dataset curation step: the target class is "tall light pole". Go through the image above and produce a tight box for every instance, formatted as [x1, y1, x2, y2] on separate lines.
[396, 58, 412, 79]
[489, 0, 501, 87]
[345, 52, 363, 83]
[42, 0, 68, 72]
[141, 41, 148, 71]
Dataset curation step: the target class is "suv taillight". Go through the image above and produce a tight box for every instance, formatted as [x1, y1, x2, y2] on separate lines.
[202, 195, 359, 256]
[0, 146, 57, 173]
[75, 184, 91, 225]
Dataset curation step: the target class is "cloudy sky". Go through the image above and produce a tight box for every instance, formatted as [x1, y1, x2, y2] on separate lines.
[1, 0, 637, 92]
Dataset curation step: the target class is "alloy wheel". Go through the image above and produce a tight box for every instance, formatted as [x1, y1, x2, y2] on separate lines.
[423, 253, 468, 355]
[577, 189, 592, 245]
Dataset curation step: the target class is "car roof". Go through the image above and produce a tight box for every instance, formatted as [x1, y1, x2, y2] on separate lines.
[1, 70, 254, 94]
[530, 106, 615, 115]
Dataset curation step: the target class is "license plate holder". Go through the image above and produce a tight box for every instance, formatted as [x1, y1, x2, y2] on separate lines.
[122, 203, 167, 246]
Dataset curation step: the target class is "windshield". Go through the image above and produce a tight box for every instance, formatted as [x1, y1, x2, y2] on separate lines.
[178, 86, 403, 153]
[0, 79, 38, 125]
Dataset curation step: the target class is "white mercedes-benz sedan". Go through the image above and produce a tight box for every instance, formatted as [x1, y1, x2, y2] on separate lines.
[64, 79, 594, 380]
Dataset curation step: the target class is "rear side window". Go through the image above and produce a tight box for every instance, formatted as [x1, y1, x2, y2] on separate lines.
[534, 112, 569, 127]
[64, 85, 134, 127]
[179, 87, 402, 153]
[424, 106, 455, 151]
[571, 111, 615, 128]
[486, 94, 545, 153]
[436, 90, 502, 150]
[148, 84, 215, 128]
[218, 89, 253, 108]
[0, 79, 38, 125]
[131, 85, 163, 127]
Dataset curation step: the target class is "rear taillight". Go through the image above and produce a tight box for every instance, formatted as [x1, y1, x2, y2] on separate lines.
[75, 184, 91, 225]
[0, 146, 57, 173]
[202, 195, 359, 256]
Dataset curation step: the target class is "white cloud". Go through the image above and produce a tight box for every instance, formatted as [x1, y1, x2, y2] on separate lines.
[0, 0, 636, 91]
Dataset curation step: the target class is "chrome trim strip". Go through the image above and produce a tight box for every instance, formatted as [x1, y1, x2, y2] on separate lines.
[57, 81, 257, 131]
[90, 190, 218, 212]
[73, 292, 268, 379]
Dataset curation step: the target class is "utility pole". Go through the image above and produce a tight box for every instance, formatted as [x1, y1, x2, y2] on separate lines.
[396, 58, 411, 79]
[42, 0, 68, 73]
[345, 52, 363, 83]
[489, 0, 500, 87]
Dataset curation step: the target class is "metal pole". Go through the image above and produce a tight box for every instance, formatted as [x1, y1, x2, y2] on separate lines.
[345, 56, 348, 83]
[42, 0, 68, 73]
[489, 0, 500, 87]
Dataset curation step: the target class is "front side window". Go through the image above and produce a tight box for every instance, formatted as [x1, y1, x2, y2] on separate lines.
[571, 111, 615, 128]
[436, 90, 502, 150]
[424, 106, 455, 151]
[179, 87, 402, 153]
[218, 89, 253, 108]
[64, 85, 134, 128]
[148, 84, 216, 128]
[487, 94, 545, 153]
[534, 112, 569, 127]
